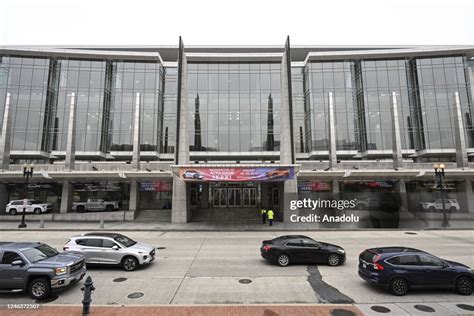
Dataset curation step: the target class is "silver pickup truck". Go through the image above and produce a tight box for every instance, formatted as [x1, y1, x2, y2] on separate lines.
[72, 198, 120, 212]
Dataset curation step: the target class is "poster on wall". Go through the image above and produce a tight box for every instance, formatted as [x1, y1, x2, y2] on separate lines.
[178, 167, 294, 182]
[140, 181, 173, 192]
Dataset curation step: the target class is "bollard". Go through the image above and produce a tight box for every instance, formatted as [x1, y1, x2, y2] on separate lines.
[81, 276, 95, 315]
[100, 218, 104, 228]
[40, 215, 44, 228]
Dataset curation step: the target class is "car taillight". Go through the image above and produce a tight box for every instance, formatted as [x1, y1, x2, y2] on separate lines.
[372, 254, 384, 270]
[263, 245, 272, 252]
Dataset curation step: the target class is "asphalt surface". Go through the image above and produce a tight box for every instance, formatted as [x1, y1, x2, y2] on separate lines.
[0, 230, 473, 315]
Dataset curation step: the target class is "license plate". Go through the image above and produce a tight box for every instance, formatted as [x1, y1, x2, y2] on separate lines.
[362, 263, 367, 268]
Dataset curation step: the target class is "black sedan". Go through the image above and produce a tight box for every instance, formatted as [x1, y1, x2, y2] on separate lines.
[260, 235, 346, 267]
[359, 247, 474, 296]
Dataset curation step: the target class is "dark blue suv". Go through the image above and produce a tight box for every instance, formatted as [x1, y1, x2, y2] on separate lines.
[359, 247, 473, 296]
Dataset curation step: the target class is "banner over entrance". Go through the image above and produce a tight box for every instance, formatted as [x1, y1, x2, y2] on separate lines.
[179, 167, 295, 182]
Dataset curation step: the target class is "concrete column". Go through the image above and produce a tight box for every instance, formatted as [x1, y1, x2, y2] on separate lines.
[0, 183, 8, 214]
[453, 91, 468, 168]
[172, 37, 191, 223]
[328, 92, 337, 169]
[390, 92, 403, 169]
[0, 93, 12, 170]
[65, 93, 76, 171]
[395, 179, 408, 211]
[460, 180, 474, 213]
[132, 92, 141, 170]
[280, 37, 298, 223]
[129, 181, 139, 213]
[60, 181, 73, 214]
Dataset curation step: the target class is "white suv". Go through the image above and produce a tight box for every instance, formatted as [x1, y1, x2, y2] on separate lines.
[6, 199, 53, 215]
[418, 199, 460, 212]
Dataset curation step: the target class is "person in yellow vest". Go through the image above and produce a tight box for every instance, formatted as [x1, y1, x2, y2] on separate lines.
[260, 209, 267, 224]
[267, 209, 274, 226]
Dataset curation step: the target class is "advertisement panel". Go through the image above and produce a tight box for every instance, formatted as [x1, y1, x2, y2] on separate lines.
[140, 181, 173, 192]
[179, 167, 294, 182]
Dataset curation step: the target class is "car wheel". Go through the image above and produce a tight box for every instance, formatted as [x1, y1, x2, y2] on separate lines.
[328, 253, 340, 266]
[277, 254, 290, 267]
[106, 205, 114, 212]
[34, 208, 42, 215]
[456, 276, 473, 295]
[28, 278, 51, 300]
[428, 206, 436, 211]
[390, 277, 408, 296]
[77, 205, 85, 213]
[450, 207, 457, 212]
[122, 256, 139, 271]
[9, 208, 17, 215]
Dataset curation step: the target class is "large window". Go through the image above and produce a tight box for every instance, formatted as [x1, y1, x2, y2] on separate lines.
[187, 63, 281, 153]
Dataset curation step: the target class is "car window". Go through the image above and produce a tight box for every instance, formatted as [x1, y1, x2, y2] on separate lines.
[84, 239, 102, 247]
[75, 239, 87, 246]
[102, 239, 118, 248]
[302, 239, 319, 248]
[113, 235, 137, 247]
[387, 255, 420, 266]
[286, 239, 303, 247]
[12, 201, 22, 205]
[419, 255, 445, 267]
[1, 251, 22, 264]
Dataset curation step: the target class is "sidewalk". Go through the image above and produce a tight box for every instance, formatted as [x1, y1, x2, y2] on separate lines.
[0, 219, 472, 231]
[5, 304, 363, 316]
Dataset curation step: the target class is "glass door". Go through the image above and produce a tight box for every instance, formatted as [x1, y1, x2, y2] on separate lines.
[243, 188, 257, 207]
[228, 188, 242, 207]
[213, 188, 227, 207]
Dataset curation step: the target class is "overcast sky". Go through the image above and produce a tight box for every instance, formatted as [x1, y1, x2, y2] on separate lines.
[0, 0, 472, 46]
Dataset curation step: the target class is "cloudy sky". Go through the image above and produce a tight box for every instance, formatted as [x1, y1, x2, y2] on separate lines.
[0, 0, 472, 46]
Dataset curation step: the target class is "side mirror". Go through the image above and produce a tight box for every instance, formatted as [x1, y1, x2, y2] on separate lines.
[11, 260, 24, 266]
[112, 245, 119, 250]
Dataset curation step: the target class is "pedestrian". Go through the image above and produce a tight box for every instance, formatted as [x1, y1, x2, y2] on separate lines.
[260, 208, 267, 224]
[267, 209, 274, 226]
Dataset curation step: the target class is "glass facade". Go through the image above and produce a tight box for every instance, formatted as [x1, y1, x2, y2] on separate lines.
[291, 66, 306, 153]
[162, 66, 178, 154]
[54, 59, 111, 152]
[304, 61, 357, 152]
[410, 56, 473, 150]
[110, 61, 164, 152]
[187, 63, 281, 153]
[0, 56, 58, 151]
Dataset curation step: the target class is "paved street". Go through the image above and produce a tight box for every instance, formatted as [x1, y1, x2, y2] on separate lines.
[0, 230, 473, 315]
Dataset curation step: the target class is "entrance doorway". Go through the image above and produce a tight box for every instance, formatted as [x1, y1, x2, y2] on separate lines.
[211, 184, 258, 208]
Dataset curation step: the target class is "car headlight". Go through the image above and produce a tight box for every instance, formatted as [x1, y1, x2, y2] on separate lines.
[337, 249, 345, 254]
[55, 267, 67, 275]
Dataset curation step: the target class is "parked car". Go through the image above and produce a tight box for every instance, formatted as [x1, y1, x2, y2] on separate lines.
[265, 168, 290, 179]
[182, 170, 203, 180]
[6, 200, 53, 215]
[418, 199, 460, 212]
[63, 233, 156, 271]
[260, 235, 346, 267]
[358, 247, 473, 296]
[0, 242, 86, 299]
[72, 198, 120, 212]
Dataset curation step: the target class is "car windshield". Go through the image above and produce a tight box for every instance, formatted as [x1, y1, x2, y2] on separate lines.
[21, 244, 58, 263]
[113, 235, 137, 247]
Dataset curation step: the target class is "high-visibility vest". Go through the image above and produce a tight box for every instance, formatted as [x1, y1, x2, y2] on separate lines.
[261, 209, 267, 215]
[267, 210, 274, 220]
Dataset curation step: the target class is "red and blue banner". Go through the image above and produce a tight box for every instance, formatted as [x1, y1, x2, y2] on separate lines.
[179, 167, 295, 182]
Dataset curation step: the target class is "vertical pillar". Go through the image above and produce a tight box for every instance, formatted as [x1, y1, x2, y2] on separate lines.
[328, 92, 337, 169]
[453, 91, 468, 168]
[172, 37, 191, 223]
[459, 180, 474, 213]
[391, 92, 403, 169]
[0, 92, 12, 170]
[132, 92, 141, 170]
[280, 36, 298, 223]
[65, 93, 76, 171]
[60, 181, 73, 214]
[0, 183, 8, 214]
[129, 181, 139, 213]
[61, 93, 76, 214]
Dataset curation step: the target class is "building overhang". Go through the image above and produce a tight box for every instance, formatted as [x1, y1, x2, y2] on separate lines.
[304, 46, 474, 64]
[186, 52, 283, 62]
[9, 150, 56, 159]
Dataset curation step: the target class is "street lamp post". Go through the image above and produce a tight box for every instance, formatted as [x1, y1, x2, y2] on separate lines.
[18, 163, 34, 229]
[433, 163, 450, 228]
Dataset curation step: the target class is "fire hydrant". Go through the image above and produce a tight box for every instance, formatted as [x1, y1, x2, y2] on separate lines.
[81, 276, 95, 314]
